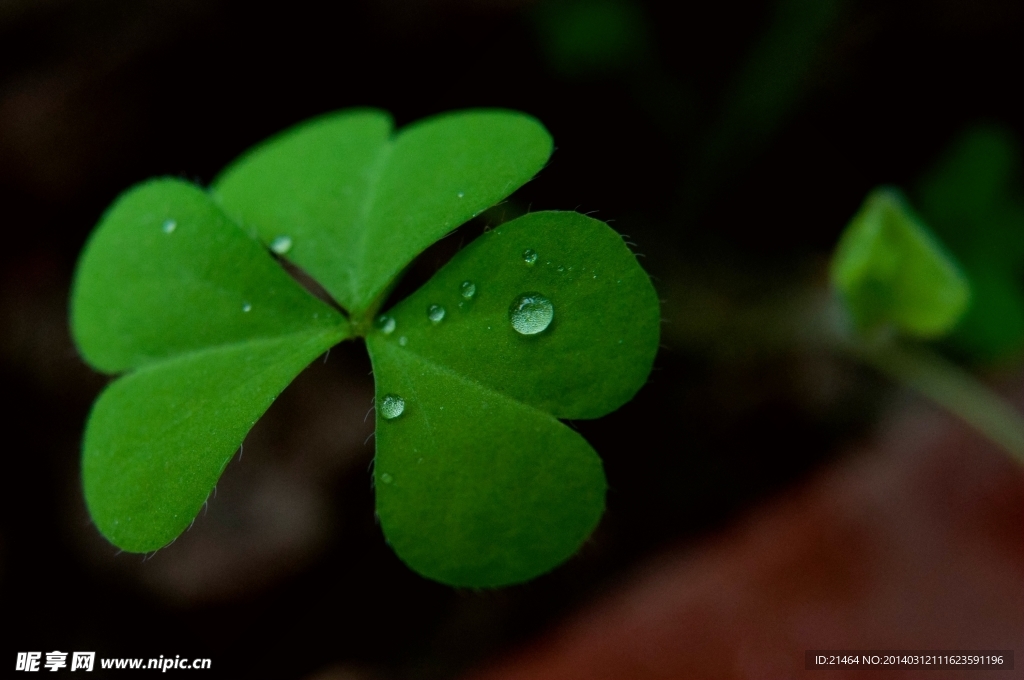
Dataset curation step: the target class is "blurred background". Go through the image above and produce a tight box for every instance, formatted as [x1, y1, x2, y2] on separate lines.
[1, 0, 1022, 677]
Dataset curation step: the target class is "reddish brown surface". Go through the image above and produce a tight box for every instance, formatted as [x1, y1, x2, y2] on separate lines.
[467, 399, 1024, 680]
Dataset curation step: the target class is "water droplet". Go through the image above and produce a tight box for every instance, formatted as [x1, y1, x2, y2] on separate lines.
[270, 235, 293, 254]
[457, 192, 465, 198]
[375, 314, 396, 334]
[427, 304, 446, 323]
[509, 292, 554, 335]
[162, 219, 177, 234]
[522, 249, 538, 265]
[242, 303, 252, 312]
[379, 394, 405, 420]
[557, 265, 565, 273]
[398, 336, 408, 346]
[460, 281, 477, 299]
[379, 472, 393, 484]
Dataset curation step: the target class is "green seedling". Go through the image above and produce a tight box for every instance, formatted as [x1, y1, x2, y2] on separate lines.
[71, 109, 660, 587]
[831, 187, 1024, 463]
[831, 187, 971, 338]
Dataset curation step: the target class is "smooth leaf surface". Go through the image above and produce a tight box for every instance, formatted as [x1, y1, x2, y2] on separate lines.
[71, 178, 346, 373]
[71, 178, 348, 551]
[84, 332, 341, 552]
[831, 188, 971, 338]
[366, 211, 659, 586]
[212, 109, 553, 316]
[371, 211, 659, 418]
[368, 339, 607, 587]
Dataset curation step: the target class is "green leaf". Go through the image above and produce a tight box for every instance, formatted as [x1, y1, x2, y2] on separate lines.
[71, 178, 346, 373]
[71, 178, 348, 551]
[831, 187, 971, 338]
[72, 110, 661, 585]
[83, 333, 339, 552]
[917, 125, 1024, 361]
[211, 109, 553, 317]
[366, 211, 660, 586]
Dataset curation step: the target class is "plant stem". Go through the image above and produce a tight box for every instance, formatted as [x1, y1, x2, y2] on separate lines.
[854, 340, 1024, 464]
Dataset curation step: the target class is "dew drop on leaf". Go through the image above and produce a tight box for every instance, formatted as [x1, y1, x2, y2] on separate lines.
[375, 314, 396, 334]
[509, 292, 554, 335]
[162, 219, 177, 234]
[270, 235, 293, 255]
[379, 394, 405, 420]
[522, 249, 538, 265]
[398, 336, 408, 346]
[427, 304, 446, 323]
[460, 281, 477, 299]
[242, 302, 252, 312]
[457, 192, 465, 198]
[379, 472, 394, 484]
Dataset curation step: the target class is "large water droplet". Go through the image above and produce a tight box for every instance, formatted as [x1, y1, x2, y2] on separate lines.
[162, 219, 177, 234]
[522, 249, 538, 265]
[460, 281, 477, 299]
[375, 314, 396, 334]
[379, 394, 405, 420]
[509, 293, 554, 335]
[270, 235, 293, 255]
[427, 304, 446, 323]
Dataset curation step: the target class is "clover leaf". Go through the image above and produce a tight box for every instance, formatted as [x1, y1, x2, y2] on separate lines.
[71, 108, 660, 587]
[830, 187, 971, 338]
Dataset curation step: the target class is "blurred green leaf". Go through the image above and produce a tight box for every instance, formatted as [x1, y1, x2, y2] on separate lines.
[917, 126, 1024, 362]
[688, 0, 843, 208]
[831, 187, 970, 338]
[367, 211, 659, 586]
[535, 0, 650, 77]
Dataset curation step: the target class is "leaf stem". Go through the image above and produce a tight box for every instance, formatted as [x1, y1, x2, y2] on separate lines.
[853, 339, 1024, 464]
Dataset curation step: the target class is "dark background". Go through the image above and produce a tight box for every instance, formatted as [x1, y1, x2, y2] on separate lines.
[1, 0, 1021, 677]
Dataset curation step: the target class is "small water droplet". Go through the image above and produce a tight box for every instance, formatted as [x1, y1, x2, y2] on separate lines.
[427, 304, 446, 323]
[557, 265, 565, 273]
[522, 249, 538, 265]
[379, 472, 394, 484]
[242, 303, 252, 312]
[509, 293, 554, 335]
[399, 336, 408, 346]
[457, 192, 465, 198]
[379, 394, 405, 420]
[375, 314, 396, 334]
[162, 219, 177, 234]
[460, 281, 477, 299]
[270, 235, 293, 254]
